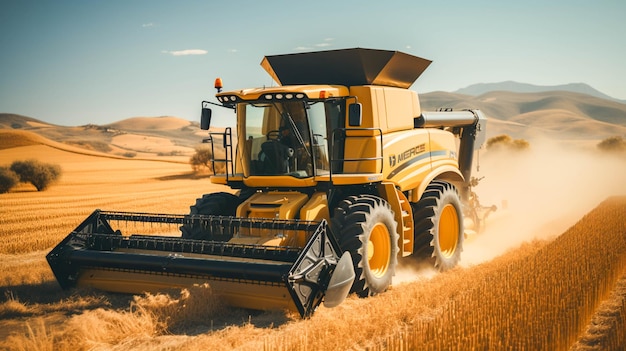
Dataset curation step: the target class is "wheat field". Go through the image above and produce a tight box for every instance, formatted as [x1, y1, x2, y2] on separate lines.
[1, 137, 626, 350]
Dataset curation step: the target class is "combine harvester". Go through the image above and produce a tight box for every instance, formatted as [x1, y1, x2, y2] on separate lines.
[48, 48, 492, 318]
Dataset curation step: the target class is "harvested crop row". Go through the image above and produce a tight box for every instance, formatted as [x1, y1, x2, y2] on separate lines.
[373, 196, 626, 351]
[571, 274, 626, 350]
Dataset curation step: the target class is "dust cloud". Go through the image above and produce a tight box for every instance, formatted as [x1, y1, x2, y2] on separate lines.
[463, 138, 626, 266]
[396, 138, 626, 283]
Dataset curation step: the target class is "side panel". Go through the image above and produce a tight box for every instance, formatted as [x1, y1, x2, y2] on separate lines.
[342, 86, 422, 175]
[382, 88, 420, 133]
[381, 129, 433, 192]
[408, 129, 465, 202]
[237, 192, 309, 220]
[342, 129, 381, 173]
[428, 129, 460, 172]
[299, 192, 331, 223]
[348, 86, 420, 133]
[427, 129, 465, 196]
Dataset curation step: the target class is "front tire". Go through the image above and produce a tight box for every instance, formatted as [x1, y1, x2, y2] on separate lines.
[180, 192, 241, 241]
[413, 181, 464, 271]
[332, 195, 399, 297]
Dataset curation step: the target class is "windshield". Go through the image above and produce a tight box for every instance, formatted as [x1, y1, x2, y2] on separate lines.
[239, 100, 332, 178]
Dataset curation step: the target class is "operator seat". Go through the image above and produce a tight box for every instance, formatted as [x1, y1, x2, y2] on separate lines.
[258, 140, 293, 174]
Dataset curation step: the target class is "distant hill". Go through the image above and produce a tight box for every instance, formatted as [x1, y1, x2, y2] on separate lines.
[0, 129, 55, 150]
[0, 113, 57, 129]
[106, 116, 195, 131]
[0, 114, 204, 159]
[453, 81, 625, 104]
[420, 90, 626, 140]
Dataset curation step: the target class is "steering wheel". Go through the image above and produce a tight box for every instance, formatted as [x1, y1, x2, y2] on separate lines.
[266, 130, 281, 141]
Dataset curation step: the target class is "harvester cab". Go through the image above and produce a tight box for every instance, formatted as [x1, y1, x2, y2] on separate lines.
[48, 48, 490, 318]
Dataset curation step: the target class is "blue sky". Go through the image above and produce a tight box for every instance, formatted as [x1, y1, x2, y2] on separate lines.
[1, 0, 624, 127]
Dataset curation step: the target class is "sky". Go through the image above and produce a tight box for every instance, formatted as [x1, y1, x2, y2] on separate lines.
[1, 0, 625, 127]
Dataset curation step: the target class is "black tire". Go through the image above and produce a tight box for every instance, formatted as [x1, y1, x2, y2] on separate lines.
[180, 192, 241, 241]
[332, 195, 399, 297]
[412, 180, 464, 271]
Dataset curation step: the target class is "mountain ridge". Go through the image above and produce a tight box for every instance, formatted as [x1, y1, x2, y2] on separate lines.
[453, 81, 625, 104]
[419, 90, 626, 140]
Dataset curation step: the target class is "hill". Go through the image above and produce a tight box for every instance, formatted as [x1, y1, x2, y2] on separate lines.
[105, 116, 195, 131]
[0, 114, 204, 159]
[420, 90, 626, 140]
[0, 129, 54, 150]
[0, 114, 57, 129]
[0, 129, 185, 163]
[454, 81, 625, 104]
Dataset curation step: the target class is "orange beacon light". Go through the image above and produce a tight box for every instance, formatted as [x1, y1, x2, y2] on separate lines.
[214, 78, 223, 93]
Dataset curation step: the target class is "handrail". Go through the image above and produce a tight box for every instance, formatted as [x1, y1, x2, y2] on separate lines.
[208, 127, 234, 180]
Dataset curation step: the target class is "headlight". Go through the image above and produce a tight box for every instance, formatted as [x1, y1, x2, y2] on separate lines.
[262, 93, 307, 100]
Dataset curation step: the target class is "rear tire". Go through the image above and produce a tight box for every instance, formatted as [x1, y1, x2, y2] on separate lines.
[180, 192, 241, 241]
[413, 181, 464, 271]
[332, 195, 399, 297]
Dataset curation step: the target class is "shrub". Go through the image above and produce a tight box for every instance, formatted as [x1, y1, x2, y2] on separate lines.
[189, 145, 228, 175]
[190, 146, 213, 173]
[597, 136, 626, 153]
[0, 167, 19, 193]
[10, 159, 62, 191]
[486, 134, 530, 152]
[66, 140, 113, 153]
[157, 150, 183, 156]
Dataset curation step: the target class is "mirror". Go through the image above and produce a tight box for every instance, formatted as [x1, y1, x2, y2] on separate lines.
[201, 108, 212, 130]
[348, 103, 362, 127]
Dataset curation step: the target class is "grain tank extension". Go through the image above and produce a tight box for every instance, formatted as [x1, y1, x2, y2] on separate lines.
[48, 48, 490, 318]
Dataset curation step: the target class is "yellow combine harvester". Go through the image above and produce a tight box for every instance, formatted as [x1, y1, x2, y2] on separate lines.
[48, 48, 489, 317]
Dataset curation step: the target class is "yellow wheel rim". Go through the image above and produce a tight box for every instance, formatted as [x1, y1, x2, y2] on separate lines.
[368, 223, 391, 278]
[438, 204, 459, 258]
